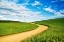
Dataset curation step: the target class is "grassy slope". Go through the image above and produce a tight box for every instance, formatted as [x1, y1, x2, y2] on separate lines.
[0, 20, 38, 36]
[23, 18, 64, 42]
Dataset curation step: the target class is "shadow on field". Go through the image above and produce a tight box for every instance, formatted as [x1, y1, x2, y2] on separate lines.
[40, 24, 50, 27]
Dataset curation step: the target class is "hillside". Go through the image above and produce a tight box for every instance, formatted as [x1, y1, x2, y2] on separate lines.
[23, 18, 64, 42]
[0, 20, 38, 36]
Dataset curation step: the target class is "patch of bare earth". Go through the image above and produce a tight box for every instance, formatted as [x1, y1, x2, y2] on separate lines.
[0, 24, 48, 42]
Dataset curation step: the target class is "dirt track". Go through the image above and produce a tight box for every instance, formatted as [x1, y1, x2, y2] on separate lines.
[0, 24, 48, 42]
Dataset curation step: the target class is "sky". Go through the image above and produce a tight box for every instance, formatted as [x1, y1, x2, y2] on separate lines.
[0, 0, 64, 22]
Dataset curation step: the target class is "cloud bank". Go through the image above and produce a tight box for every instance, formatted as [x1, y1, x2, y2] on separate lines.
[0, 0, 43, 21]
[43, 7, 64, 16]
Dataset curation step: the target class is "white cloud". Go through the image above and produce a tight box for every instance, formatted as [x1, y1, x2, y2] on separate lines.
[60, 10, 64, 13]
[0, 0, 43, 21]
[37, 7, 41, 9]
[44, 6, 47, 7]
[17, 0, 30, 5]
[0, 16, 7, 20]
[43, 7, 64, 16]
[24, 0, 30, 3]
[31, 1, 42, 6]
[52, 0, 64, 2]
[43, 7, 55, 12]
[54, 12, 64, 16]
[0, 9, 17, 16]
[1, 0, 18, 3]
[11, 0, 18, 3]
[21, 3, 29, 5]
[51, 0, 58, 3]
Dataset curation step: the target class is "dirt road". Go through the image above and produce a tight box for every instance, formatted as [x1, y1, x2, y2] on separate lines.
[0, 24, 48, 42]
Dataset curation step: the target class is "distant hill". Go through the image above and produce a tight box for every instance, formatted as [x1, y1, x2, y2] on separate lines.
[0, 20, 21, 23]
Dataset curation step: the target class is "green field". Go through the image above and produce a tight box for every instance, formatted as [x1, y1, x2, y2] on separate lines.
[22, 18, 64, 42]
[0, 20, 38, 36]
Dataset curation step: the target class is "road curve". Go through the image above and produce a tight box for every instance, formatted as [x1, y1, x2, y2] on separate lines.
[0, 24, 48, 42]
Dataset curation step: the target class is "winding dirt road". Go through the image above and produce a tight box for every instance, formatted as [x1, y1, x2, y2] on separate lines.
[0, 24, 48, 42]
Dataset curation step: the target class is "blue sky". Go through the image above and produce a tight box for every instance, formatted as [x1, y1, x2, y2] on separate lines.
[0, 0, 64, 22]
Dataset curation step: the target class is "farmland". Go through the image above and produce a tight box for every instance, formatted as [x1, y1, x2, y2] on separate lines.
[0, 20, 38, 36]
[22, 18, 64, 42]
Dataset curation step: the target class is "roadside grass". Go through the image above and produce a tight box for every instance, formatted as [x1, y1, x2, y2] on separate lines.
[22, 18, 64, 42]
[0, 20, 38, 36]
